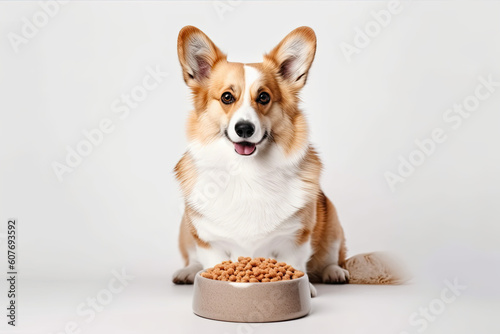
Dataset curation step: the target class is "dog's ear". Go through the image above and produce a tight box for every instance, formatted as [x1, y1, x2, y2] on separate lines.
[265, 27, 316, 89]
[177, 26, 226, 87]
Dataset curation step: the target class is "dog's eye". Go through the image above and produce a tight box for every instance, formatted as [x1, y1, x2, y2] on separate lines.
[221, 92, 235, 104]
[257, 92, 270, 105]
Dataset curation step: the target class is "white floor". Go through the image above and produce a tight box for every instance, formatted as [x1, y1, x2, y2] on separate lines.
[3, 277, 497, 334]
[1, 2, 500, 334]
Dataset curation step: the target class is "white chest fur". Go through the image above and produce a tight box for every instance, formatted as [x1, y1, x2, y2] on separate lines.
[187, 139, 309, 251]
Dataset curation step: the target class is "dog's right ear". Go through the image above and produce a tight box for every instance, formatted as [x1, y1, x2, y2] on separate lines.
[177, 26, 226, 87]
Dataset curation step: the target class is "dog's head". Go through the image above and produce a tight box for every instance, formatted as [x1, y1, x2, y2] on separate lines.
[177, 26, 316, 158]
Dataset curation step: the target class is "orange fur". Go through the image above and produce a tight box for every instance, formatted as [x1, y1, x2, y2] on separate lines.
[173, 26, 407, 286]
[178, 206, 211, 266]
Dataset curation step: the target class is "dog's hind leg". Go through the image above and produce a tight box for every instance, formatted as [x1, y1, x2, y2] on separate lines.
[307, 192, 349, 284]
[172, 213, 203, 284]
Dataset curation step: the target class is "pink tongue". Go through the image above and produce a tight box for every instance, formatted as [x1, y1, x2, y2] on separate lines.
[234, 142, 256, 155]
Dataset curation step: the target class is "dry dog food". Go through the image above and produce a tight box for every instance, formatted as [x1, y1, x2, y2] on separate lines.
[200, 257, 305, 282]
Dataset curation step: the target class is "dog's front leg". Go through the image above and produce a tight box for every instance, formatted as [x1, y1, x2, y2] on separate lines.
[273, 241, 317, 297]
[196, 244, 232, 269]
[172, 245, 230, 284]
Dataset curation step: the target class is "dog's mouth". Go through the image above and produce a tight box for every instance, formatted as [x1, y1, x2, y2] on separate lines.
[234, 141, 257, 156]
[225, 131, 268, 156]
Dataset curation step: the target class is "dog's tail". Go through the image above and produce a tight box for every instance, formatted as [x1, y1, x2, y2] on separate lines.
[343, 252, 409, 285]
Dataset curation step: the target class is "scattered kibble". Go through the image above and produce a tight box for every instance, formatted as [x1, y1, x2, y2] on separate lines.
[200, 257, 305, 282]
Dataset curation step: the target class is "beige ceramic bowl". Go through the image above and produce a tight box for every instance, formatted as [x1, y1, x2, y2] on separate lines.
[192, 270, 311, 322]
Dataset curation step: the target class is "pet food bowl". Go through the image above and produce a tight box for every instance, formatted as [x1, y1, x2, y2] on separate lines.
[192, 270, 311, 322]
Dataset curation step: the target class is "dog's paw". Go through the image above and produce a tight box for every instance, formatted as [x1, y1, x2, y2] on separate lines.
[310, 283, 317, 298]
[322, 264, 349, 284]
[172, 264, 202, 284]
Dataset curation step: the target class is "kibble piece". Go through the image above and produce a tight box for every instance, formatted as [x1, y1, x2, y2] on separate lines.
[201, 272, 212, 279]
[294, 271, 305, 278]
[200, 258, 306, 283]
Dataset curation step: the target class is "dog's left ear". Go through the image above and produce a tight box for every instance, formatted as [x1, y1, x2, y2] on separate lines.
[265, 27, 317, 89]
[177, 26, 226, 87]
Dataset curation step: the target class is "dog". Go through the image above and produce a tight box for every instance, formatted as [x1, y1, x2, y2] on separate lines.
[172, 26, 404, 294]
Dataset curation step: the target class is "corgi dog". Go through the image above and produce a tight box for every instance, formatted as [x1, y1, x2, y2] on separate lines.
[172, 26, 404, 293]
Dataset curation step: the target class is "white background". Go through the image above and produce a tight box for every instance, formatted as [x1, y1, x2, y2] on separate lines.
[1, 1, 499, 333]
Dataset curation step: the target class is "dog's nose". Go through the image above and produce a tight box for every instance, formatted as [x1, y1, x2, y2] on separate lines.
[235, 121, 255, 139]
